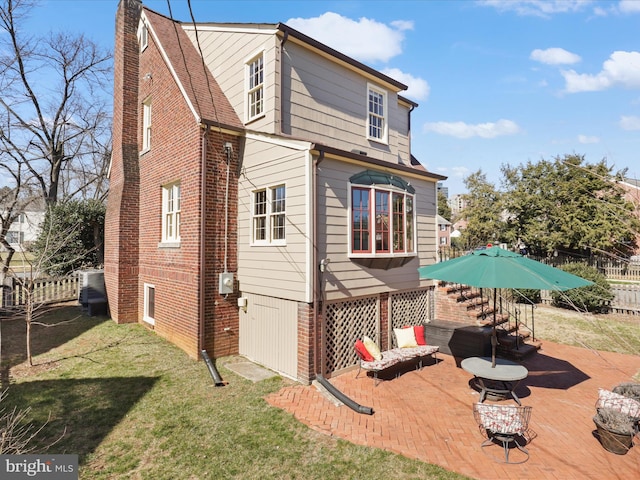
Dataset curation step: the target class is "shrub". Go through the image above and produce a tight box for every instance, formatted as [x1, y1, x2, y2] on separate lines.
[512, 288, 541, 304]
[30, 199, 105, 276]
[551, 262, 613, 313]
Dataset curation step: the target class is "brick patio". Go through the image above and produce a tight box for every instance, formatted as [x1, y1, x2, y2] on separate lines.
[266, 341, 639, 479]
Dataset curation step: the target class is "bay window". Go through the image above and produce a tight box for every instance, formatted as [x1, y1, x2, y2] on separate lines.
[350, 173, 416, 257]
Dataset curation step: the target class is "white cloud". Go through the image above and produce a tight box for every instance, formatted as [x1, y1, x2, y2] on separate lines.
[619, 115, 640, 130]
[423, 119, 520, 138]
[562, 51, 640, 92]
[530, 47, 581, 65]
[477, 0, 593, 18]
[619, 0, 640, 13]
[381, 68, 430, 100]
[452, 166, 471, 177]
[578, 134, 600, 143]
[286, 12, 410, 63]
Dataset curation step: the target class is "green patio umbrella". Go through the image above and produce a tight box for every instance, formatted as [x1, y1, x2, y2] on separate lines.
[418, 246, 593, 366]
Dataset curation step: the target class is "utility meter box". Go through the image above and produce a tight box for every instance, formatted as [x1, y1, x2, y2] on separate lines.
[219, 272, 234, 295]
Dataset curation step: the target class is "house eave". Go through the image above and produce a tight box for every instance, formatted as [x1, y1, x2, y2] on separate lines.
[310, 144, 447, 183]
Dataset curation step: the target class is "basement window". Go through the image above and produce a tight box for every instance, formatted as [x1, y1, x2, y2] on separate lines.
[144, 283, 155, 325]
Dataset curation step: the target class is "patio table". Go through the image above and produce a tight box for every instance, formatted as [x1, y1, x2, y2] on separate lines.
[460, 356, 528, 405]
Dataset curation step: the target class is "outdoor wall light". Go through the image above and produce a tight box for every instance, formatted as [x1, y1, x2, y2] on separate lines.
[319, 258, 331, 273]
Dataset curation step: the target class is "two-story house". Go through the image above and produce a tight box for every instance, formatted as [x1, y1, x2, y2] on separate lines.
[105, 0, 446, 383]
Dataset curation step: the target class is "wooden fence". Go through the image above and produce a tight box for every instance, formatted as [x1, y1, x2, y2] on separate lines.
[540, 284, 640, 315]
[1, 275, 79, 309]
[536, 255, 640, 282]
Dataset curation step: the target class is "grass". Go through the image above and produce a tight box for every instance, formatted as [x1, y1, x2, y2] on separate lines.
[534, 306, 640, 364]
[2, 303, 639, 478]
[1, 305, 468, 480]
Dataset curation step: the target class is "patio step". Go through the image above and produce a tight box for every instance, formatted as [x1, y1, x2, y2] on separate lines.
[456, 290, 483, 301]
[497, 335, 541, 360]
[460, 296, 486, 308]
[446, 284, 472, 295]
[476, 313, 509, 327]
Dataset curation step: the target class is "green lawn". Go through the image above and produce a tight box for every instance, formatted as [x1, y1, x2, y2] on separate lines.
[2, 306, 469, 480]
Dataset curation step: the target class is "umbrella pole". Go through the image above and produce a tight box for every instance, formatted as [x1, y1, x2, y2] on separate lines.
[491, 289, 497, 367]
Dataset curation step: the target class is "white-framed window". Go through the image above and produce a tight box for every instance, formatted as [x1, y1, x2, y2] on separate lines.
[440, 236, 448, 245]
[143, 283, 155, 325]
[246, 53, 264, 122]
[161, 182, 181, 244]
[6, 231, 24, 244]
[251, 184, 285, 245]
[138, 21, 148, 52]
[350, 185, 415, 256]
[142, 98, 152, 152]
[367, 83, 388, 144]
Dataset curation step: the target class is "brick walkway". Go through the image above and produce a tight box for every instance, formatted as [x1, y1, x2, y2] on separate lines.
[266, 341, 640, 479]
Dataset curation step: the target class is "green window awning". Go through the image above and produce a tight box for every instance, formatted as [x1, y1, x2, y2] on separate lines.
[349, 170, 415, 194]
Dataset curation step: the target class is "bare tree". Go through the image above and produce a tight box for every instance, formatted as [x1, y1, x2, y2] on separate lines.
[0, 0, 112, 208]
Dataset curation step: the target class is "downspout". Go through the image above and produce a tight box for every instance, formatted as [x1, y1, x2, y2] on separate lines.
[198, 125, 208, 354]
[312, 148, 373, 415]
[199, 124, 225, 386]
[312, 148, 324, 381]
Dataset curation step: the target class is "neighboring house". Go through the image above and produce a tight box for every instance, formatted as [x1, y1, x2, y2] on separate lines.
[106, 0, 446, 383]
[1, 207, 45, 253]
[437, 215, 451, 247]
[619, 177, 640, 256]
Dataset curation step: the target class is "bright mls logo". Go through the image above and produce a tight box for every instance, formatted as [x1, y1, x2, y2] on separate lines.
[0, 455, 78, 479]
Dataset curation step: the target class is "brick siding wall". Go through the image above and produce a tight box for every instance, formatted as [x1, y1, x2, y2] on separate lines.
[105, 0, 141, 324]
[108, 0, 240, 360]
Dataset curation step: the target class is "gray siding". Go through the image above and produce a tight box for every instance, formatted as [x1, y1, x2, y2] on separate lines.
[282, 41, 410, 164]
[318, 159, 438, 300]
[237, 136, 310, 302]
[185, 26, 411, 166]
[239, 292, 298, 379]
[183, 26, 279, 132]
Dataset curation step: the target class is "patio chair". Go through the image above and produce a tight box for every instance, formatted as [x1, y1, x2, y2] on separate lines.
[473, 403, 533, 464]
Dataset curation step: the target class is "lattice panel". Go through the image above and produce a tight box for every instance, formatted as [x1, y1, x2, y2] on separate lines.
[390, 288, 433, 347]
[324, 296, 379, 375]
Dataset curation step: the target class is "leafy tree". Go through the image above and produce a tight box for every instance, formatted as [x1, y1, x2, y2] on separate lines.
[501, 154, 638, 257]
[460, 170, 504, 249]
[551, 263, 614, 313]
[437, 189, 452, 220]
[30, 199, 105, 276]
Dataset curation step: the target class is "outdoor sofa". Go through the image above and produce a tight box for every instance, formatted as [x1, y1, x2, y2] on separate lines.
[354, 325, 439, 385]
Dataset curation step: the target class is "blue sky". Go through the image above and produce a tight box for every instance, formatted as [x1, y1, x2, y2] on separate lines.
[25, 0, 640, 196]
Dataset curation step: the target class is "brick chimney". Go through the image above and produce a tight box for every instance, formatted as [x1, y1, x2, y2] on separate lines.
[104, 0, 141, 323]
